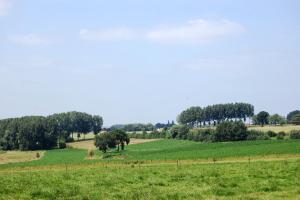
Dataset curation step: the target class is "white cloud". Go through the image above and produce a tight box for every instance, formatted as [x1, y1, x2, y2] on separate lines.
[80, 19, 245, 44]
[8, 34, 50, 45]
[146, 19, 245, 44]
[79, 28, 137, 41]
[0, 0, 12, 16]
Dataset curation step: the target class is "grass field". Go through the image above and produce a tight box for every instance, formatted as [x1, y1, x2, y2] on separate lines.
[1, 139, 300, 199]
[1, 139, 300, 168]
[0, 159, 299, 199]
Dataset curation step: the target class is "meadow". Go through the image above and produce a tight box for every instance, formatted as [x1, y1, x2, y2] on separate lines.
[1, 139, 300, 168]
[0, 159, 299, 199]
[1, 138, 300, 199]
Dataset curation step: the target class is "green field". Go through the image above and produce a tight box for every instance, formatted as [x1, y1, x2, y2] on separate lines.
[1, 139, 300, 199]
[1, 159, 300, 199]
[1, 139, 300, 168]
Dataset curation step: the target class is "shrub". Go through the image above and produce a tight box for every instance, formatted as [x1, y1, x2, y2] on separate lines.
[187, 129, 215, 142]
[290, 130, 300, 139]
[58, 142, 66, 149]
[36, 152, 40, 158]
[88, 149, 95, 158]
[276, 131, 285, 140]
[267, 131, 277, 138]
[170, 125, 190, 139]
[247, 130, 270, 141]
[215, 121, 247, 142]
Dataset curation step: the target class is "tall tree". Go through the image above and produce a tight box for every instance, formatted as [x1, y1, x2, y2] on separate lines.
[256, 111, 270, 127]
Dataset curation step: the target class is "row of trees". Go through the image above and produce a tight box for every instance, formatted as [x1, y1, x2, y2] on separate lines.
[110, 123, 155, 132]
[0, 111, 103, 150]
[177, 103, 254, 127]
[95, 129, 130, 153]
[252, 110, 300, 126]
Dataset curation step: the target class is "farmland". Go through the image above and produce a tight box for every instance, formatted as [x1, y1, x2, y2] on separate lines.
[1, 137, 300, 199]
[0, 152, 300, 199]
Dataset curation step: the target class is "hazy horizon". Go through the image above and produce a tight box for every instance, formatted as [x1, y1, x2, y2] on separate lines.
[1, 0, 300, 126]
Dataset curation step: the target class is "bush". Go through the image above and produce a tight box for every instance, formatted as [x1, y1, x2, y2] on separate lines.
[187, 129, 215, 142]
[276, 131, 285, 140]
[247, 130, 270, 141]
[170, 125, 190, 139]
[88, 149, 95, 158]
[267, 131, 277, 137]
[215, 121, 247, 142]
[58, 142, 66, 149]
[290, 130, 300, 139]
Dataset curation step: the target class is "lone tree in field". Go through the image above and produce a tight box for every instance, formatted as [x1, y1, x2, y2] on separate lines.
[256, 111, 270, 127]
[112, 129, 130, 151]
[94, 130, 130, 153]
[94, 132, 116, 153]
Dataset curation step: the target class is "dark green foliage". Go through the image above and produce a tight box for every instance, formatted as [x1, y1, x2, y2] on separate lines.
[267, 130, 277, 137]
[112, 129, 130, 150]
[95, 132, 116, 153]
[215, 121, 247, 142]
[95, 130, 130, 153]
[246, 130, 270, 141]
[290, 114, 300, 125]
[170, 125, 190, 139]
[276, 131, 285, 140]
[187, 129, 215, 142]
[256, 111, 270, 126]
[177, 103, 254, 127]
[290, 130, 300, 139]
[0, 111, 103, 150]
[128, 130, 168, 139]
[287, 110, 300, 122]
[58, 141, 67, 149]
[92, 115, 103, 134]
[111, 123, 155, 132]
[269, 114, 286, 125]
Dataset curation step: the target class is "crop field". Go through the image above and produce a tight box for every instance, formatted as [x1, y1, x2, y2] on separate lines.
[248, 125, 300, 133]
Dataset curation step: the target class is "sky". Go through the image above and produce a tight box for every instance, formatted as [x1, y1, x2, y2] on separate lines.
[0, 0, 300, 126]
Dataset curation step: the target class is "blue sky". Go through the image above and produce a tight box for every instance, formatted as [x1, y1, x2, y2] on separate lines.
[1, 0, 300, 126]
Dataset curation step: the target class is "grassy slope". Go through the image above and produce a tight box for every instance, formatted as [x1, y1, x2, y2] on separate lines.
[0, 160, 299, 200]
[1, 139, 300, 169]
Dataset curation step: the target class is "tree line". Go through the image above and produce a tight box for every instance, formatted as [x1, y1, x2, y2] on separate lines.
[177, 103, 254, 127]
[109, 121, 175, 132]
[0, 111, 103, 151]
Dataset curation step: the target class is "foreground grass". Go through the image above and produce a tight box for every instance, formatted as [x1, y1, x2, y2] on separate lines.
[0, 160, 299, 200]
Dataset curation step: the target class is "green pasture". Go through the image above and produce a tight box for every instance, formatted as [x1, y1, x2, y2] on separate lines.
[1, 139, 300, 169]
[0, 159, 299, 200]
